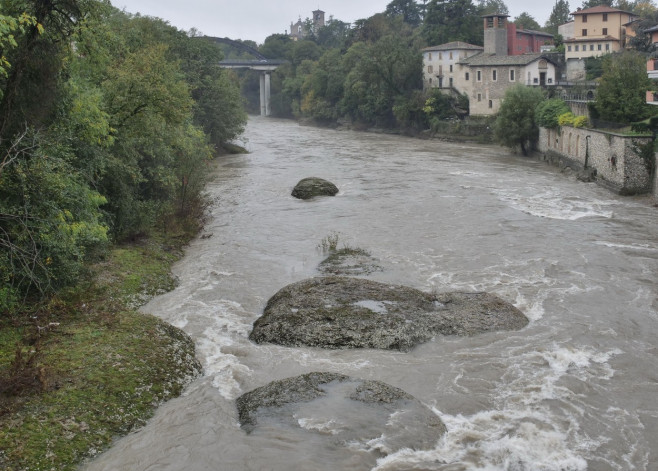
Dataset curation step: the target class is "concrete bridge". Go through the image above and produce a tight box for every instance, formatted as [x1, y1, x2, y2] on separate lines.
[207, 37, 286, 117]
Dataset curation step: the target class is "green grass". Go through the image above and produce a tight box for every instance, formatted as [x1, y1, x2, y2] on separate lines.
[0, 235, 202, 470]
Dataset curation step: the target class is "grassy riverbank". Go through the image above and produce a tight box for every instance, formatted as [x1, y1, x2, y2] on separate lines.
[0, 229, 203, 470]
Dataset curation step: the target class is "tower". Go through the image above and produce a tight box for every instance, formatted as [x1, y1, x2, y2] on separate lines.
[313, 9, 325, 29]
[483, 13, 509, 56]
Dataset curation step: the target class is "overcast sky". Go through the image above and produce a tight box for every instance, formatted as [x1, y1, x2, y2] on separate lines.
[109, 0, 563, 45]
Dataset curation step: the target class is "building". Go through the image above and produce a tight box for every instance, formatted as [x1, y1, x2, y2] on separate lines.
[564, 6, 637, 79]
[422, 42, 484, 90]
[422, 13, 558, 116]
[645, 25, 658, 105]
[507, 24, 554, 55]
[459, 54, 557, 115]
[289, 9, 325, 40]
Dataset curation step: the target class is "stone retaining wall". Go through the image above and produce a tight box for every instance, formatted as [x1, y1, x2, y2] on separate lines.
[537, 126, 654, 195]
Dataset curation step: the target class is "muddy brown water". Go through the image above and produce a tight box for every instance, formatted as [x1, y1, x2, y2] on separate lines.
[84, 117, 658, 471]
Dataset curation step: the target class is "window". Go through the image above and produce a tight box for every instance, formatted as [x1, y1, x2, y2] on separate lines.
[575, 45, 579, 51]
[428, 52, 432, 60]
[590, 44, 594, 51]
[568, 45, 572, 51]
[477, 70, 482, 81]
[510, 69, 515, 81]
[449, 64, 453, 72]
[548, 78, 553, 84]
[605, 43, 610, 51]
[598, 44, 602, 50]
[488, 100, 493, 109]
[449, 77, 453, 87]
[465, 72, 470, 80]
[439, 52, 442, 60]
[428, 66, 433, 73]
[429, 78, 432, 84]
[603, 13, 608, 21]
[582, 14, 587, 22]
[603, 28, 608, 35]
[477, 93, 482, 102]
[492, 69, 497, 81]
[533, 77, 538, 84]
[582, 29, 587, 36]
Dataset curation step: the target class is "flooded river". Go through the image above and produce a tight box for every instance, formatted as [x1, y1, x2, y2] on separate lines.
[85, 117, 658, 470]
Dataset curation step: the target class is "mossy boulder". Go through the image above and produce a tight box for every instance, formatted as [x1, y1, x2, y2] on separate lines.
[291, 177, 339, 200]
[249, 276, 528, 351]
[236, 372, 445, 455]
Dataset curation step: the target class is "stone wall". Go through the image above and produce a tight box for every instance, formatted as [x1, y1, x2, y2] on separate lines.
[537, 126, 654, 195]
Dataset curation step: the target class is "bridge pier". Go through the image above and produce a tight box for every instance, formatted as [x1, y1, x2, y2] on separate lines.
[259, 72, 271, 117]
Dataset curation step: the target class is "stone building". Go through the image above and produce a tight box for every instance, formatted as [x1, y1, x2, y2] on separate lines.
[421, 42, 483, 90]
[459, 54, 557, 115]
[289, 9, 325, 40]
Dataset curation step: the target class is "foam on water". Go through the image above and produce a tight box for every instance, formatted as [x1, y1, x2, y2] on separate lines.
[372, 344, 623, 471]
[492, 188, 616, 220]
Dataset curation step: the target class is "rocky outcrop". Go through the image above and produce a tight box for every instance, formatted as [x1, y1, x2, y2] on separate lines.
[291, 177, 339, 200]
[236, 372, 445, 454]
[249, 276, 529, 351]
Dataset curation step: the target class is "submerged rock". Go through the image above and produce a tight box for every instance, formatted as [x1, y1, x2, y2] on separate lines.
[291, 177, 339, 200]
[318, 248, 383, 276]
[236, 372, 445, 455]
[249, 276, 528, 351]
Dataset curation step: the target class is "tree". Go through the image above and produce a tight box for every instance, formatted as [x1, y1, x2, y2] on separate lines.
[535, 98, 571, 128]
[514, 12, 542, 30]
[494, 85, 545, 155]
[385, 0, 423, 26]
[580, 0, 613, 7]
[594, 51, 652, 124]
[545, 0, 571, 36]
[478, 0, 509, 14]
[423, 0, 483, 46]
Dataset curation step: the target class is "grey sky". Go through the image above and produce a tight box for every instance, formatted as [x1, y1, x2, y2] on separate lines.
[110, 0, 565, 45]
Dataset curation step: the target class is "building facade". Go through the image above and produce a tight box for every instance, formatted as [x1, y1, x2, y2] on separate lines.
[564, 6, 636, 62]
[645, 25, 658, 105]
[507, 24, 554, 55]
[422, 42, 483, 90]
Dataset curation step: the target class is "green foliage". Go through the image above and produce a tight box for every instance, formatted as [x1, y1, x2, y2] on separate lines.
[478, 0, 510, 15]
[535, 98, 570, 128]
[423, 0, 483, 46]
[558, 111, 575, 126]
[545, 0, 571, 36]
[494, 85, 545, 155]
[573, 115, 588, 128]
[385, 0, 423, 27]
[0, 11, 42, 79]
[594, 51, 653, 124]
[585, 55, 605, 80]
[514, 12, 541, 31]
[0, 2, 247, 304]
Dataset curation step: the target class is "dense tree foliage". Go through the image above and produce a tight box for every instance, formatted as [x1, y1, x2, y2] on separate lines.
[494, 85, 545, 155]
[0, 0, 246, 309]
[514, 12, 542, 30]
[593, 51, 652, 124]
[478, 0, 509, 14]
[423, 0, 483, 46]
[545, 0, 571, 36]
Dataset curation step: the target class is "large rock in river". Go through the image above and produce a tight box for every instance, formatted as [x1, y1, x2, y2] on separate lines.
[236, 372, 445, 457]
[249, 276, 528, 351]
[291, 177, 339, 199]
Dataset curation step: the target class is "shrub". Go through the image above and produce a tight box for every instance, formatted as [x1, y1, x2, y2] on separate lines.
[558, 112, 575, 126]
[535, 98, 570, 129]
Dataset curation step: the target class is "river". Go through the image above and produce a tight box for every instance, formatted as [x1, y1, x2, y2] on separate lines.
[84, 117, 658, 470]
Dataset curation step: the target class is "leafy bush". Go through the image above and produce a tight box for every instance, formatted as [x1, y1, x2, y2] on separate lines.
[558, 112, 575, 126]
[573, 115, 588, 128]
[535, 98, 570, 129]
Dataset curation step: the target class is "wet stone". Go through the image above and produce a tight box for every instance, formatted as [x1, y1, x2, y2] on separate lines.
[291, 177, 339, 200]
[249, 276, 529, 351]
[236, 372, 446, 456]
